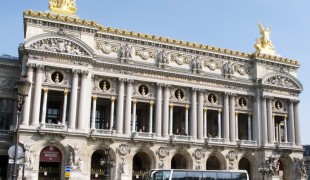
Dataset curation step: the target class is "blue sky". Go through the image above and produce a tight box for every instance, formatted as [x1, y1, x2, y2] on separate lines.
[0, 1, 309, 144]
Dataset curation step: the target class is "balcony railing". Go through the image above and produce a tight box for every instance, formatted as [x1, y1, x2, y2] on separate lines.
[237, 140, 258, 146]
[39, 123, 67, 131]
[170, 134, 192, 142]
[205, 137, 225, 144]
[132, 131, 155, 139]
[275, 141, 293, 148]
[90, 129, 116, 136]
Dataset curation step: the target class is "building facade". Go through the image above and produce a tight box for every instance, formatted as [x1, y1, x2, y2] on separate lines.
[0, 2, 307, 180]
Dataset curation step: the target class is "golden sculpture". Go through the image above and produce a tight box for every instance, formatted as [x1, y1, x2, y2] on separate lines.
[49, 0, 77, 15]
[254, 22, 276, 55]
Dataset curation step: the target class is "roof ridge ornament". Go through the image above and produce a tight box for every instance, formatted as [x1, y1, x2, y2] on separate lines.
[49, 0, 77, 16]
[254, 22, 277, 56]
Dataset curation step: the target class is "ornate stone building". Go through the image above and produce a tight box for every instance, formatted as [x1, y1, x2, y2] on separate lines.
[0, 1, 306, 180]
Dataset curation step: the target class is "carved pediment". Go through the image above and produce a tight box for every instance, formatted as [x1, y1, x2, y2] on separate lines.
[28, 38, 91, 56]
[263, 74, 302, 91]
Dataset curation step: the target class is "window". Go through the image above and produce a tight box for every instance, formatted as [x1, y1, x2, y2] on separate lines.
[0, 99, 14, 130]
[46, 101, 61, 124]
[172, 171, 186, 180]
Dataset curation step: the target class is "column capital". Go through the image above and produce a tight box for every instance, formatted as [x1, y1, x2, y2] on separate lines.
[27, 63, 36, 71]
[149, 100, 154, 106]
[119, 78, 126, 83]
[157, 83, 165, 87]
[111, 96, 116, 102]
[218, 108, 222, 113]
[248, 112, 252, 116]
[284, 114, 288, 118]
[263, 95, 273, 100]
[126, 79, 134, 85]
[64, 89, 69, 96]
[36, 64, 45, 72]
[185, 104, 190, 109]
[235, 112, 239, 115]
[92, 94, 97, 100]
[43, 87, 48, 93]
[204, 107, 208, 111]
[164, 84, 171, 88]
[132, 99, 137, 104]
[72, 69, 80, 74]
[192, 88, 199, 92]
[169, 103, 174, 107]
[81, 70, 89, 76]
[289, 99, 300, 104]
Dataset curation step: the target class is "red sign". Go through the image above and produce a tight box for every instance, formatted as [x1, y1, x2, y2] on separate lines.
[40, 146, 62, 162]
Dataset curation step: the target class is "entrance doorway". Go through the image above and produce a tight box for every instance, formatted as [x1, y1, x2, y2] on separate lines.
[206, 156, 220, 170]
[171, 154, 187, 169]
[239, 157, 251, 179]
[38, 146, 62, 180]
[132, 152, 151, 180]
[0, 155, 8, 180]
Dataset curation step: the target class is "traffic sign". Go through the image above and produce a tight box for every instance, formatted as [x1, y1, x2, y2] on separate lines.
[65, 166, 71, 172]
[8, 159, 22, 164]
[8, 145, 24, 159]
[65, 172, 70, 177]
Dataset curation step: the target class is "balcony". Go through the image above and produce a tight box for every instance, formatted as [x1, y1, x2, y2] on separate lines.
[275, 141, 293, 148]
[170, 134, 192, 143]
[205, 137, 225, 145]
[90, 129, 116, 136]
[39, 123, 67, 132]
[132, 131, 155, 140]
[237, 140, 258, 147]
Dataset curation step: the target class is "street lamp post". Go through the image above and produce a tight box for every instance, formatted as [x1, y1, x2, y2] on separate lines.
[11, 76, 31, 180]
[99, 147, 114, 180]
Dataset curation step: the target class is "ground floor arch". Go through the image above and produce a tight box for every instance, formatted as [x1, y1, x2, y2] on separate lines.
[206, 153, 226, 170]
[90, 148, 115, 180]
[171, 153, 188, 169]
[278, 155, 293, 179]
[38, 146, 62, 180]
[132, 151, 152, 180]
[239, 157, 251, 179]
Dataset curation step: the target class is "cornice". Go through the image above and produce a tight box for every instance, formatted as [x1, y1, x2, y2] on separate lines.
[24, 10, 300, 66]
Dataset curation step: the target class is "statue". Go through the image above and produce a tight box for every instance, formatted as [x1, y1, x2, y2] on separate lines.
[254, 22, 276, 55]
[120, 44, 134, 63]
[294, 158, 307, 178]
[68, 145, 83, 171]
[223, 61, 234, 78]
[157, 50, 169, 68]
[24, 143, 35, 169]
[192, 56, 203, 73]
[49, 0, 77, 15]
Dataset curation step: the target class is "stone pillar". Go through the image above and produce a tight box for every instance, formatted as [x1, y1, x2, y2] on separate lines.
[163, 85, 170, 138]
[124, 80, 134, 135]
[197, 90, 204, 140]
[185, 104, 189, 135]
[68, 69, 79, 129]
[40, 88, 48, 123]
[218, 109, 222, 138]
[116, 78, 125, 134]
[91, 95, 97, 129]
[155, 83, 163, 137]
[248, 113, 252, 141]
[235, 112, 239, 140]
[62, 90, 68, 125]
[109, 97, 115, 130]
[169, 104, 173, 135]
[22, 63, 35, 126]
[223, 93, 229, 142]
[77, 71, 88, 130]
[267, 97, 274, 144]
[294, 101, 301, 146]
[284, 115, 288, 142]
[149, 101, 154, 133]
[288, 100, 295, 144]
[190, 88, 197, 140]
[229, 94, 236, 143]
[31, 65, 44, 126]
[261, 96, 268, 144]
[203, 108, 207, 138]
[253, 91, 261, 146]
[131, 100, 137, 132]
[273, 115, 277, 142]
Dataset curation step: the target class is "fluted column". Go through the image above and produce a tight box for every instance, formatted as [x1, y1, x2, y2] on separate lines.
[68, 69, 79, 129]
[91, 95, 97, 129]
[288, 100, 295, 144]
[235, 112, 239, 140]
[254, 91, 261, 146]
[229, 94, 236, 143]
[109, 97, 115, 130]
[190, 88, 197, 140]
[248, 113, 252, 141]
[77, 71, 88, 130]
[22, 63, 35, 125]
[223, 93, 229, 142]
[31, 65, 44, 126]
[197, 90, 204, 140]
[267, 97, 274, 144]
[40, 88, 48, 123]
[62, 90, 68, 125]
[273, 115, 277, 142]
[116, 78, 125, 134]
[124, 80, 134, 135]
[131, 100, 137, 132]
[163, 85, 170, 138]
[261, 96, 268, 144]
[149, 101, 154, 133]
[294, 101, 301, 146]
[218, 109, 222, 138]
[155, 83, 163, 137]
[185, 105, 189, 135]
[203, 108, 207, 138]
[169, 104, 173, 135]
[284, 115, 288, 142]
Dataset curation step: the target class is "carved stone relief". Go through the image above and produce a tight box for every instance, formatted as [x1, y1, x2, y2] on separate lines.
[226, 150, 238, 170]
[29, 38, 90, 56]
[192, 56, 203, 73]
[264, 75, 299, 89]
[156, 147, 169, 169]
[222, 61, 235, 78]
[204, 59, 222, 71]
[157, 50, 170, 68]
[68, 145, 83, 171]
[120, 44, 134, 63]
[97, 42, 118, 54]
[23, 143, 35, 169]
[133, 82, 153, 97]
[117, 144, 131, 156]
[135, 48, 155, 60]
[170, 54, 190, 65]
[294, 157, 307, 178]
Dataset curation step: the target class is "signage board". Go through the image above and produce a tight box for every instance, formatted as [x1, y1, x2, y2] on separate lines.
[8, 145, 24, 159]
[65, 166, 71, 172]
[40, 146, 62, 162]
[65, 172, 70, 178]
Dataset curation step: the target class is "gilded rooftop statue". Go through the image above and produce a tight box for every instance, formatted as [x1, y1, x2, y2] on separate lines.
[49, 0, 77, 15]
[254, 22, 276, 55]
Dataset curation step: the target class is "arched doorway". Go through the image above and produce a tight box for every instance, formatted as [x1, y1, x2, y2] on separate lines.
[0, 155, 8, 179]
[90, 149, 114, 180]
[171, 154, 187, 169]
[239, 157, 251, 179]
[206, 156, 220, 170]
[132, 152, 151, 180]
[38, 146, 62, 180]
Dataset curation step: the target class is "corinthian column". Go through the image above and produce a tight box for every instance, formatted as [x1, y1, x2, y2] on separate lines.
[190, 88, 197, 140]
[294, 100, 301, 146]
[62, 90, 68, 125]
[149, 101, 154, 133]
[116, 78, 125, 134]
[235, 112, 238, 140]
[185, 104, 189, 135]
[131, 100, 137, 132]
[22, 63, 35, 126]
[124, 79, 134, 135]
[288, 100, 295, 144]
[203, 108, 207, 138]
[109, 97, 115, 130]
[31, 65, 44, 126]
[77, 70, 88, 130]
[91, 95, 97, 129]
[261, 96, 268, 144]
[68, 69, 79, 129]
[40, 88, 48, 123]
[197, 90, 204, 140]
[155, 83, 163, 137]
[162, 85, 170, 138]
[223, 93, 229, 142]
[169, 104, 173, 135]
[267, 97, 274, 144]
[218, 109, 222, 138]
[229, 94, 236, 143]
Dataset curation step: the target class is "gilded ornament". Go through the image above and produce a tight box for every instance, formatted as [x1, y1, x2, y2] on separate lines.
[254, 22, 276, 55]
[49, 0, 77, 15]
